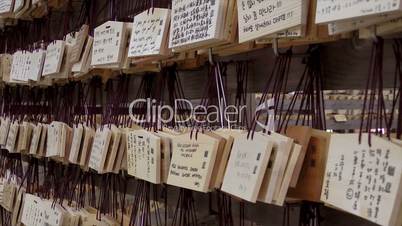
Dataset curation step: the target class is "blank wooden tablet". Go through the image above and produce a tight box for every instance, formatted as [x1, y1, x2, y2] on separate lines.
[258, 132, 293, 204]
[273, 144, 302, 206]
[0, 117, 11, 146]
[288, 129, 331, 202]
[221, 132, 273, 202]
[285, 126, 312, 187]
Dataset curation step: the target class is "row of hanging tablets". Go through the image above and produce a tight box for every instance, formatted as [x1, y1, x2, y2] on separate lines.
[0, 115, 401, 226]
[4, 0, 402, 85]
[0, 185, 126, 226]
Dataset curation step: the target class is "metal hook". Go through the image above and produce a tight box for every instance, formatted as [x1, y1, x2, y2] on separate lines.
[208, 48, 214, 65]
[371, 25, 379, 43]
[157, 61, 162, 71]
[351, 30, 365, 50]
[273, 38, 286, 57]
[351, 26, 378, 50]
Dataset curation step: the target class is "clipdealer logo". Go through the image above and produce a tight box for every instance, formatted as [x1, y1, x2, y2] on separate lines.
[128, 98, 276, 130]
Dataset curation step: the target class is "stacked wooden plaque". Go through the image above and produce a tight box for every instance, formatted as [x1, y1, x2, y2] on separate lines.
[91, 21, 130, 69]
[237, 0, 310, 42]
[315, 0, 402, 36]
[169, 0, 237, 52]
[221, 129, 306, 206]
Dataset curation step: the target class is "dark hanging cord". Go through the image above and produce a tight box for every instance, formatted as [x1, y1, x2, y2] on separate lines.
[359, 38, 389, 146]
[279, 46, 326, 132]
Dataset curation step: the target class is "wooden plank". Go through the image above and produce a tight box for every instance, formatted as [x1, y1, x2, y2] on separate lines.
[287, 129, 331, 202]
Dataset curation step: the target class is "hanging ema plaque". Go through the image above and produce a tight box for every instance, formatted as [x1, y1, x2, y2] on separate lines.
[169, 0, 227, 50]
[321, 133, 402, 226]
[237, 0, 309, 43]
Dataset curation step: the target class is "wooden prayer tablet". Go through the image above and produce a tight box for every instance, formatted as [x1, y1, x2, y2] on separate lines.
[37, 124, 47, 157]
[42, 40, 65, 76]
[28, 49, 45, 81]
[221, 132, 273, 203]
[79, 126, 95, 168]
[64, 206, 81, 226]
[167, 133, 219, 192]
[91, 21, 128, 68]
[12, 0, 23, 13]
[40, 201, 66, 226]
[321, 133, 402, 226]
[9, 51, 21, 81]
[120, 146, 128, 171]
[258, 132, 294, 204]
[221, 0, 238, 43]
[48, 123, 70, 162]
[10, 50, 32, 83]
[155, 131, 174, 184]
[0, 178, 5, 203]
[126, 129, 137, 177]
[210, 129, 241, 189]
[16, 121, 33, 153]
[288, 129, 331, 202]
[119, 24, 132, 70]
[82, 43, 93, 75]
[113, 131, 127, 174]
[68, 124, 84, 164]
[177, 0, 237, 53]
[237, 0, 309, 43]
[61, 125, 73, 162]
[254, 0, 334, 45]
[285, 126, 312, 187]
[273, 144, 302, 206]
[55, 44, 73, 79]
[46, 121, 66, 157]
[21, 194, 43, 226]
[25, 198, 67, 226]
[11, 188, 23, 226]
[169, 0, 228, 51]
[315, 0, 402, 24]
[0, 117, 11, 146]
[104, 126, 122, 173]
[13, 0, 29, 19]
[204, 131, 227, 190]
[128, 8, 171, 58]
[328, 13, 402, 35]
[1, 54, 12, 83]
[29, 123, 43, 156]
[72, 36, 93, 76]
[5, 121, 19, 153]
[21, 51, 32, 82]
[126, 129, 161, 184]
[88, 127, 112, 173]
[0, 0, 15, 17]
[1, 182, 16, 212]
[70, 24, 89, 64]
